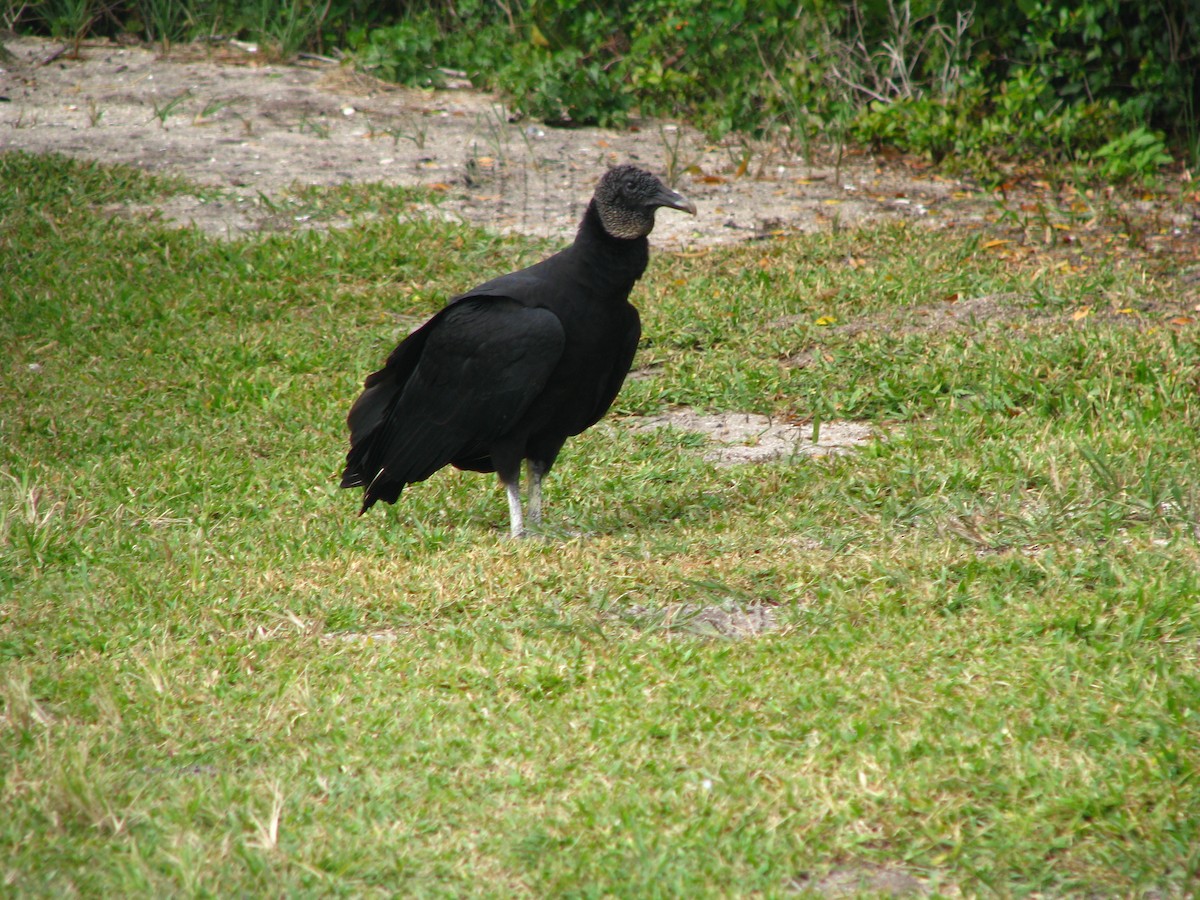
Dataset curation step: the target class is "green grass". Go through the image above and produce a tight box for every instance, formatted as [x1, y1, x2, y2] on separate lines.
[3, 151, 1199, 896]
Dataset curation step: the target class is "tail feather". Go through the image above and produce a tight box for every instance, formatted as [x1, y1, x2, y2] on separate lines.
[342, 372, 404, 511]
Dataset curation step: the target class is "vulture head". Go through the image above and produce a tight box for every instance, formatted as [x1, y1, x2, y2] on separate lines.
[593, 164, 697, 240]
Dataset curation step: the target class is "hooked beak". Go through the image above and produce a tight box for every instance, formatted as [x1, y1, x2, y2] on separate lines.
[652, 183, 697, 216]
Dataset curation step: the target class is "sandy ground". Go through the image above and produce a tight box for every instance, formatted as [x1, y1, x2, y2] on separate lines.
[635, 412, 872, 466]
[0, 34, 1000, 248]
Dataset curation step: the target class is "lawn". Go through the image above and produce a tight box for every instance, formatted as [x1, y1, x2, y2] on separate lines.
[2, 151, 1198, 896]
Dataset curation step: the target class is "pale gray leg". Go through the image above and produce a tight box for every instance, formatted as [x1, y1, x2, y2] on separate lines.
[526, 461, 546, 529]
[505, 479, 525, 538]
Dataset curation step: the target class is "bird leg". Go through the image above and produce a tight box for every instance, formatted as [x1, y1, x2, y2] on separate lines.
[504, 478, 525, 538]
[526, 460, 546, 530]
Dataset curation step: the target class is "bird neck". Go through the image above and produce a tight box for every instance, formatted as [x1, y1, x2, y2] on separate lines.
[576, 201, 650, 290]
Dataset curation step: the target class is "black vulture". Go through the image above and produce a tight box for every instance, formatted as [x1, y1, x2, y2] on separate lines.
[340, 165, 696, 537]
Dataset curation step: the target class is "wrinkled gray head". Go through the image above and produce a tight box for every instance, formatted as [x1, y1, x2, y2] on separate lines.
[593, 165, 697, 240]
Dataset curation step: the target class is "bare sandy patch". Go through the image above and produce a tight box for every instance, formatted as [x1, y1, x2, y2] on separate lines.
[788, 862, 937, 897]
[632, 409, 872, 465]
[619, 601, 780, 639]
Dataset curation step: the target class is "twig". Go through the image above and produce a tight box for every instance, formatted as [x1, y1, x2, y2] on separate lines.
[38, 45, 71, 67]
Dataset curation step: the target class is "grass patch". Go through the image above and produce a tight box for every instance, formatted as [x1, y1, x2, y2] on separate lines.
[2, 152, 1199, 895]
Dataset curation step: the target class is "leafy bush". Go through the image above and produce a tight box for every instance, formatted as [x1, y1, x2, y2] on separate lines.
[1087, 127, 1175, 182]
[849, 69, 1135, 170]
[349, 1, 823, 129]
[352, 17, 447, 86]
[347, 0, 1196, 174]
[7, 0, 391, 55]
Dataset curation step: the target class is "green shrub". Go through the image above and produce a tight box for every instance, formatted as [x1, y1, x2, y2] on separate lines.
[343, 0, 1195, 174]
[348, 0, 822, 130]
[946, 0, 1198, 165]
[9, 0, 393, 55]
[1087, 126, 1175, 182]
[352, 17, 448, 86]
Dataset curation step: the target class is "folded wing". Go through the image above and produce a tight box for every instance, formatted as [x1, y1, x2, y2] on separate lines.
[341, 297, 565, 512]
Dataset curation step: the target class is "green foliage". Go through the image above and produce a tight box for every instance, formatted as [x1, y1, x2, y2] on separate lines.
[962, 0, 1196, 126]
[349, 0, 817, 130]
[850, 70, 1138, 173]
[346, 0, 1195, 174]
[33, 0, 99, 39]
[351, 16, 447, 86]
[944, 0, 1197, 167]
[1087, 127, 1175, 183]
[10, 0, 373, 55]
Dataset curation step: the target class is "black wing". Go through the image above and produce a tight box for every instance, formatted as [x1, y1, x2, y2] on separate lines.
[586, 309, 641, 433]
[342, 296, 565, 510]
